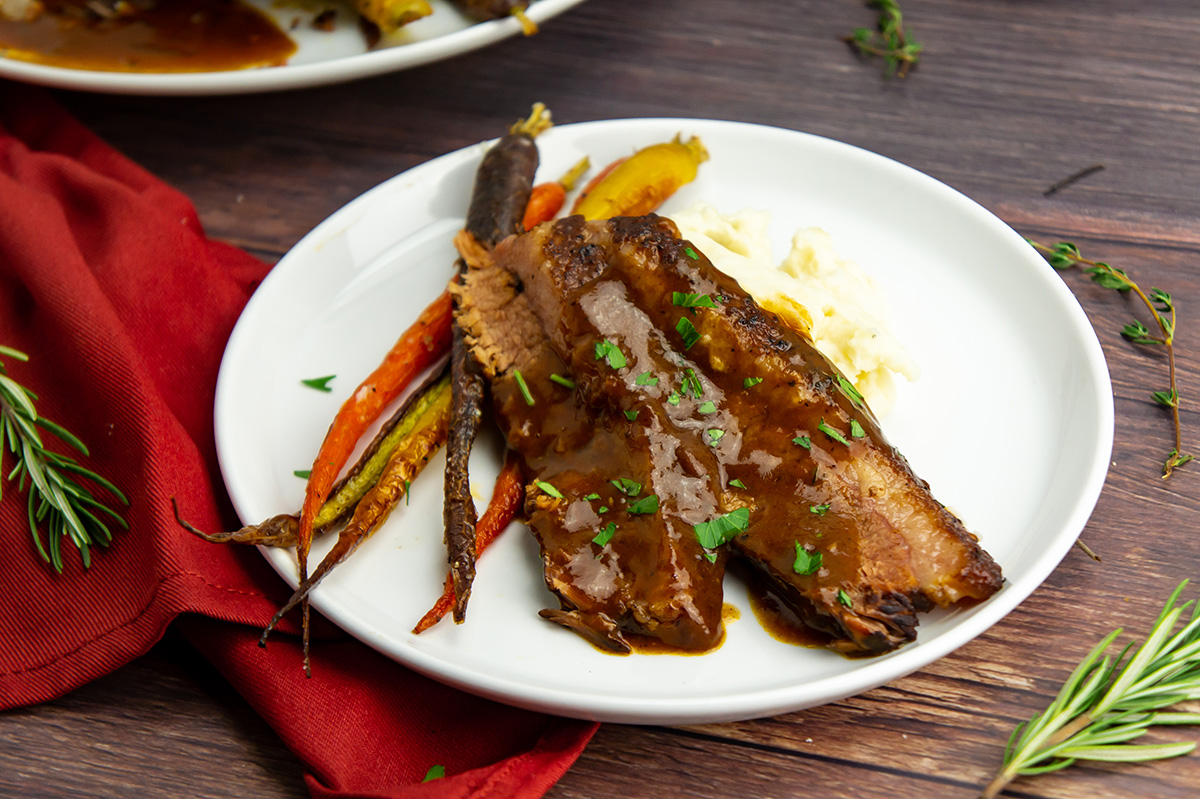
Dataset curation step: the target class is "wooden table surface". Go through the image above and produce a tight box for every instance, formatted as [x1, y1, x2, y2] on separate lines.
[5, 1, 1200, 797]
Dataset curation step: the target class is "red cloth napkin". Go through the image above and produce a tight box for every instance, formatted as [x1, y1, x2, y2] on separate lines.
[0, 83, 596, 797]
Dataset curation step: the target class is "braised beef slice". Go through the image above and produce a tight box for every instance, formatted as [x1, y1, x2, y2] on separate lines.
[491, 214, 1003, 655]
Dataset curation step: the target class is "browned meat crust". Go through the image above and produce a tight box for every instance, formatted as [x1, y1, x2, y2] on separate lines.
[491, 214, 1003, 655]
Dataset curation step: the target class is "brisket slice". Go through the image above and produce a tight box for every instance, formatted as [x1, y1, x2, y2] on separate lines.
[491, 215, 1003, 655]
[452, 232, 726, 653]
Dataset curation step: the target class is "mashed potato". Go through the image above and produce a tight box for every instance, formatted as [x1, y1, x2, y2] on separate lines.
[670, 203, 918, 416]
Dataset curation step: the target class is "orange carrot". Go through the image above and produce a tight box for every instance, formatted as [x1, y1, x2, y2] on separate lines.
[413, 450, 524, 634]
[522, 156, 591, 230]
[569, 156, 626, 214]
[295, 289, 453, 670]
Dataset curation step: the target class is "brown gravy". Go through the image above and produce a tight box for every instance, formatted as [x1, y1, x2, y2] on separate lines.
[0, 0, 295, 72]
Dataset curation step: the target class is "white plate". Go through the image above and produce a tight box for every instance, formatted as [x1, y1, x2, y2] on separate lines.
[0, 0, 585, 95]
[215, 118, 1114, 724]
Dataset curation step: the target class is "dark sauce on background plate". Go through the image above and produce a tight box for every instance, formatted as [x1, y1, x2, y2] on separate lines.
[0, 0, 295, 72]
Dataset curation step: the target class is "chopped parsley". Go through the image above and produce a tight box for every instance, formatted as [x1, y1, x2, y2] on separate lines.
[792, 544, 822, 575]
[835, 374, 865, 407]
[703, 551, 718, 564]
[743, 376, 764, 389]
[850, 419, 865, 438]
[550, 373, 576, 389]
[404, 479, 411, 506]
[584, 492, 601, 501]
[792, 435, 811, 449]
[627, 494, 660, 514]
[667, 391, 681, 406]
[513, 369, 535, 405]
[706, 429, 725, 446]
[594, 339, 627, 369]
[610, 477, 642, 496]
[635, 371, 659, 386]
[598, 505, 608, 514]
[681, 369, 703, 399]
[300, 375, 335, 392]
[534, 480, 563, 499]
[810, 503, 831, 516]
[729, 478, 747, 489]
[693, 507, 751, 549]
[818, 419, 849, 446]
[684, 246, 700, 260]
[676, 317, 701, 349]
[837, 589, 853, 608]
[624, 409, 638, 421]
[592, 522, 616, 547]
[698, 400, 716, 414]
[293, 469, 311, 479]
[672, 291, 716, 309]
[422, 765, 446, 783]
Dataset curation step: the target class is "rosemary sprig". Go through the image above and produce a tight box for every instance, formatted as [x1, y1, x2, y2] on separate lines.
[0, 345, 129, 572]
[981, 580, 1200, 798]
[845, 0, 922, 79]
[1029, 240, 1192, 478]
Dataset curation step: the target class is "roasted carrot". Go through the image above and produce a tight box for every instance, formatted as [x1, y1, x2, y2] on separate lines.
[295, 290, 453, 672]
[415, 450, 523, 634]
[262, 370, 453, 648]
[571, 135, 709, 220]
[522, 156, 590, 230]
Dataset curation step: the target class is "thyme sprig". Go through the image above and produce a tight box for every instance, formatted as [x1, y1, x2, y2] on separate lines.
[0, 345, 128, 572]
[1029, 240, 1192, 478]
[845, 0, 922, 79]
[981, 580, 1200, 798]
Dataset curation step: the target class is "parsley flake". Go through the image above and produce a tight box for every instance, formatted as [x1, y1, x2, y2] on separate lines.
[818, 419, 849, 446]
[422, 765, 446, 783]
[850, 419, 865, 438]
[584, 493, 601, 501]
[703, 551, 718, 564]
[627, 494, 660, 514]
[404, 480, 411, 506]
[693, 507, 751, 549]
[550, 373, 576, 389]
[792, 544, 822, 575]
[624, 409, 638, 421]
[610, 477, 642, 496]
[676, 317, 701, 349]
[667, 391, 681, 406]
[293, 469, 311, 479]
[744, 377, 763, 389]
[672, 291, 716, 309]
[698, 400, 716, 414]
[534, 480, 563, 499]
[810, 503, 831, 516]
[598, 505, 608, 514]
[835, 374, 865, 407]
[729, 478, 747, 489]
[682, 369, 703, 399]
[300, 375, 336, 392]
[706, 429, 725, 446]
[593, 522, 616, 547]
[837, 589, 853, 608]
[513, 369, 535, 406]
[594, 339, 627, 369]
[792, 435, 811, 449]
[635, 371, 659, 386]
[684, 246, 699, 260]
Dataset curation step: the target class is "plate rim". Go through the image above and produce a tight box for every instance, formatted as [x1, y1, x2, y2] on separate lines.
[0, 0, 586, 96]
[216, 116, 1115, 724]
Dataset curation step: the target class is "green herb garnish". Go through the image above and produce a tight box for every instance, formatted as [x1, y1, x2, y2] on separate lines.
[810, 503, 831, 516]
[706, 429, 725, 446]
[610, 477, 642, 496]
[681, 369, 703, 399]
[729, 478, 747, 489]
[294, 469, 312, 479]
[667, 391, 681, 406]
[684, 246, 699, 260]
[698, 401, 716, 414]
[0, 346, 129, 573]
[624, 409, 638, 421]
[676, 317, 701, 350]
[594, 339, 627, 369]
[300, 374, 336, 392]
[584, 492, 601, 501]
[635, 371, 659, 386]
[422, 765, 445, 783]
[793, 435, 811, 449]
[850, 419, 865, 438]
[845, 0, 922, 79]
[694, 507, 751, 549]
[592, 522, 616, 547]
[744, 377, 764, 389]
[550, 373, 576, 389]
[837, 589, 853, 607]
[672, 291, 715, 309]
[627, 494, 660, 514]
[513, 369, 535, 406]
[835, 374, 864, 407]
[818, 419, 849, 446]
[792, 544, 822, 575]
[534, 480, 563, 499]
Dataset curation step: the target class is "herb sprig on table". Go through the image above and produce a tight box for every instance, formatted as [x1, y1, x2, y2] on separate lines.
[1028, 240, 1192, 478]
[0, 346, 128, 572]
[981, 580, 1200, 798]
[845, 0, 922, 79]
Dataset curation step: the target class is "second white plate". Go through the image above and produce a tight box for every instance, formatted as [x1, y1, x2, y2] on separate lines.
[215, 118, 1113, 724]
